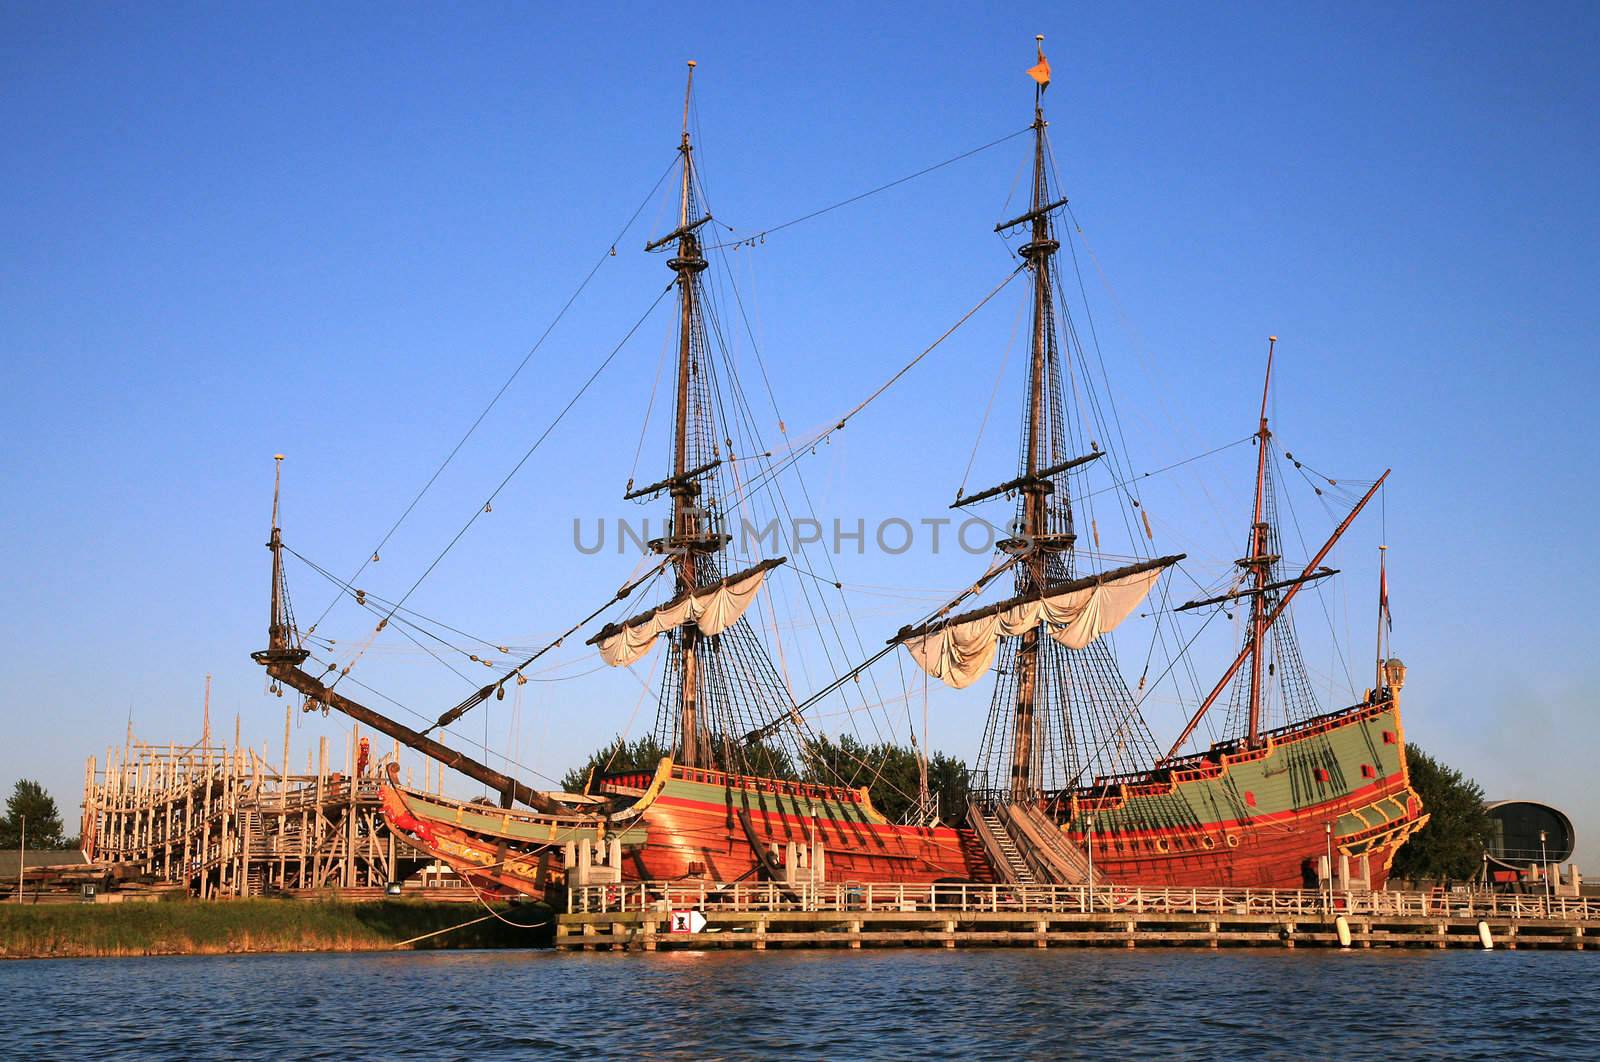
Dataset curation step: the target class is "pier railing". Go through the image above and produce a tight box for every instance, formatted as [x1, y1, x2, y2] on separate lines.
[570, 881, 1600, 921]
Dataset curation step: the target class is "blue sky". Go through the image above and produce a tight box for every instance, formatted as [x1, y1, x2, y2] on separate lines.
[3, 3, 1597, 868]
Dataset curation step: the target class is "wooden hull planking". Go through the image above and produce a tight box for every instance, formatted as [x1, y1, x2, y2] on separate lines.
[380, 699, 1425, 896]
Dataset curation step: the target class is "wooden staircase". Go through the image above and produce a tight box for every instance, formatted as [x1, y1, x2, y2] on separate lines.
[968, 802, 1036, 885]
[239, 807, 265, 896]
[968, 800, 1101, 886]
[1007, 802, 1099, 885]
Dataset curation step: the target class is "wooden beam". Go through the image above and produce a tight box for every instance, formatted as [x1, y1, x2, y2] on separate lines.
[267, 664, 561, 814]
[644, 214, 712, 252]
[623, 459, 720, 501]
[953, 451, 1104, 509]
[994, 197, 1069, 233]
[891, 554, 1184, 644]
[1174, 568, 1339, 612]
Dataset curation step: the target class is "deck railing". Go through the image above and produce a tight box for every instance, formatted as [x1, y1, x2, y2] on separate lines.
[570, 880, 1600, 920]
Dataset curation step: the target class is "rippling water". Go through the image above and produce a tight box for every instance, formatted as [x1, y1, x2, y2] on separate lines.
[4, 948, 1593, 1059]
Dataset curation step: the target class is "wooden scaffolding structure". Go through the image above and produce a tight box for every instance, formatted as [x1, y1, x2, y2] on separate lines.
[79, 713, 441, 899]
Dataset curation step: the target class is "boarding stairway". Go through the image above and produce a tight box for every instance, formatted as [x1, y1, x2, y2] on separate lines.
[972, 806, 1036, 884]
[967, 799, 1102, 887]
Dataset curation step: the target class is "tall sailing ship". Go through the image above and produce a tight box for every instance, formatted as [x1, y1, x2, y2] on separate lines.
[252, 43, 1425, 900]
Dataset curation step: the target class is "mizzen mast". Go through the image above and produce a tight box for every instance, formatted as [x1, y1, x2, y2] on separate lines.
[1242, 337, 1278, 746]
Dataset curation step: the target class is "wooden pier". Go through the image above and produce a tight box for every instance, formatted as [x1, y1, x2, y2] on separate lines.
[560, 881, 1600, 952]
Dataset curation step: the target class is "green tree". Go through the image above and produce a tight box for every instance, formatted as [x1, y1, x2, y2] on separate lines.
[1, 780, 66, 849]
[924, 751, 971, 823]
[1389, 744, 1493, 883]
[800, 734, 969, 825]
[561, 735, 669, 793]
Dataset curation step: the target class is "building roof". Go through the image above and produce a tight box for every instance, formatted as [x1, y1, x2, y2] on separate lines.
[0, 849, 88, 878]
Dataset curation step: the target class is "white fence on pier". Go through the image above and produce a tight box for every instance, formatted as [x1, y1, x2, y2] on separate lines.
[571, 881, 1600, 921]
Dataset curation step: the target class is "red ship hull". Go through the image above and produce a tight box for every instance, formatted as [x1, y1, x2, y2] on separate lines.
[596, 766, 991, 884]
[382, 698, 1423, 897]
[1047, 696, 1426, 889]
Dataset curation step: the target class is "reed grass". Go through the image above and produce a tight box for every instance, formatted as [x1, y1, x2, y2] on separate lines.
[0, 898, 551, 959]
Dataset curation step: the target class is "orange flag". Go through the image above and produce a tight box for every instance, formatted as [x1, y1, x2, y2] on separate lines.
[1026, 45, 1051, 89]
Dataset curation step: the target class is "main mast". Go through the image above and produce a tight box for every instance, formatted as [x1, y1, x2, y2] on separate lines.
[888, 36, 1181, 801]
[1008, 73, 1060, 801]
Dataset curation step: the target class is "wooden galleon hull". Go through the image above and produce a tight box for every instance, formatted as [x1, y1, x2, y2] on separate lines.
[380, 761, 986, 898]
[383, 698, 1422, 897]
[1047, 697, 1427, 889]
[378, 781, 630, 900]
[597, 765, 991, 885]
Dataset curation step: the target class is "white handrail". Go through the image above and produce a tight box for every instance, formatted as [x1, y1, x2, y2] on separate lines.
[569, 880, 1600, 920]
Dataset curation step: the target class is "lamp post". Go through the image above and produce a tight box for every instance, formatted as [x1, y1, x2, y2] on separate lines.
[1539, 829, 1551, 912]
[1324, 821, 1334, 914]
[1085, 814, 1095, 912]
[15, 814, 24, 904]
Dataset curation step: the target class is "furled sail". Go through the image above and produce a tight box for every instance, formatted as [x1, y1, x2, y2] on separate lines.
[893, 556, 1181, 689]
[588, 558, 786, 667]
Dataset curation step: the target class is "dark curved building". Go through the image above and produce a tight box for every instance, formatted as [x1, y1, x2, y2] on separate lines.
[1485, 800, 1576, 869]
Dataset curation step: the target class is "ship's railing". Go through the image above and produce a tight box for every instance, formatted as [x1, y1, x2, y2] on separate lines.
[600, 765, 867, 807]
[570, 881, 1600, 920]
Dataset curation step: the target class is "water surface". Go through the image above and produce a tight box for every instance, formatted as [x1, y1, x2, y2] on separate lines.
[4, 948, 1591, 1059]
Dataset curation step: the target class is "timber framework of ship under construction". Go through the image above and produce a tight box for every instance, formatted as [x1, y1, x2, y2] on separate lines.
[78, 706, 484, 900]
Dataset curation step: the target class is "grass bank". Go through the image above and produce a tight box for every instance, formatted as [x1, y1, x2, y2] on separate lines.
[0, 898, 553, 959]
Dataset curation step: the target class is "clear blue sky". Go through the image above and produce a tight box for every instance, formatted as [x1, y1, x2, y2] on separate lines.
[4, 3, 1597, 868]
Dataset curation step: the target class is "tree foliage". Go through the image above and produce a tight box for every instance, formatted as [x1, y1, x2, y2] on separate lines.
[1, 780, 66, 849]
[560, 735, 670, 793]
[561, 733, 971, 826]
[803, 734, 969, 825]
[1389, 743, 1493, 882]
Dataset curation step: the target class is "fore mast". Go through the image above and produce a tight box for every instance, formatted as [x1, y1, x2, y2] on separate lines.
[587, 61, 795, 775]
[662, 60, 713, 767]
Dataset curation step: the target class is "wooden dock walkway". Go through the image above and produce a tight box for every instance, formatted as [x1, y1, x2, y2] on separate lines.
[559, 882, 1600, 952]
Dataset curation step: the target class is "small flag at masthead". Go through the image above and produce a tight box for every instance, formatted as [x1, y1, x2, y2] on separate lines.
[1027, 35, 1051, 89]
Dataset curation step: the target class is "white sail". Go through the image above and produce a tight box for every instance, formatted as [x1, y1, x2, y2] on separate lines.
[903, 566, 1163, 688]
[595, 566, 771, 667]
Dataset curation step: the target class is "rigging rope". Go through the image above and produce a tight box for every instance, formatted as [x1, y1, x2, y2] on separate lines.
[307, 154, 680, 636]
[703, 126, 1032, 251]
[744, 554, 1023, 745]
[716, 264, 1027, 518]
[420, 557, 674, 735]
[328, 281, 676, 691]
[704, 226, 899, 749]
[958, 294, 1025, 498]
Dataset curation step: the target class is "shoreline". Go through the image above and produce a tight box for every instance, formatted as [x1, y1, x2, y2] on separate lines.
[0, 898, 553, 960]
